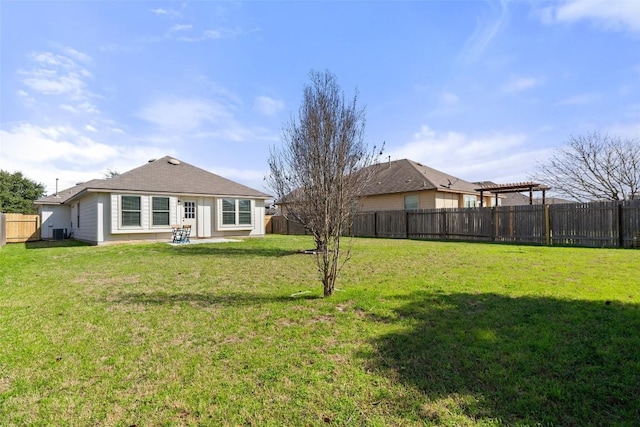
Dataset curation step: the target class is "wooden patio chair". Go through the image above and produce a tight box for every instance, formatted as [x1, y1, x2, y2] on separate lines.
[171, 224, 182, 243]
[180, 224, 192, 243]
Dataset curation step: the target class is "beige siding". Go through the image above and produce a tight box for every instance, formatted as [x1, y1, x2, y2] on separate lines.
[419, 191, 437, 209]
[73, 194, 98, 243]
[435, 192, 459, 209]
[360, 191, 440, 211]
[361, 190, 493, 210]
[359, 193, 405, 211]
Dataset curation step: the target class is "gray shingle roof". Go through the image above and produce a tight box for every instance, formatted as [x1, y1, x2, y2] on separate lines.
[361, 159, 482, 196]
[35, 156, 270, 204]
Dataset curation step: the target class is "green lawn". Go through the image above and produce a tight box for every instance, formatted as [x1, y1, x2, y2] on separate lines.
[1, 236, 639, 426]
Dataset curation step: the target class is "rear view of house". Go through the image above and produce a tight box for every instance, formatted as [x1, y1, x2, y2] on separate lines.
[34, 156, 271, 245]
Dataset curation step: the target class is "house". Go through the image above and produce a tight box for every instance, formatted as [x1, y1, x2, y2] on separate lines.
[359, 159, 497, 211]
[34, 156, 271, 245]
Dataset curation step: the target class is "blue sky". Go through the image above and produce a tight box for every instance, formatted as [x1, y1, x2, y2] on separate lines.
[1, 1, 639, 196]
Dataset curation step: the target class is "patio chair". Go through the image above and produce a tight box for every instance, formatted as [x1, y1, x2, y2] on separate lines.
[180, 225, 192, 244]
[171, 225, 182, 243]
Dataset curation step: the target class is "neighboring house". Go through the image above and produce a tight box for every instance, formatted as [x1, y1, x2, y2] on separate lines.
[500, 193, 573, 206]
[34, 156, 271, 245]
[359, 159, 497, 211]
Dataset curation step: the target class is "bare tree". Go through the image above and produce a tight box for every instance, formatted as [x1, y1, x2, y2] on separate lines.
[267, 70, 381, 297]
[533, 132, 640, 201]
[104, 169, 120, 179]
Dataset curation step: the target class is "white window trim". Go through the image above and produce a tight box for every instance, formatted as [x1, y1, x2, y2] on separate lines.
[120, 195, 143, 229]
[151, 196, 171, 228]
[217, 198, 254, 230]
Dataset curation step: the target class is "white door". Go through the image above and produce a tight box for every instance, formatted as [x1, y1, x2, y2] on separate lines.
[182, 200, 197, 232]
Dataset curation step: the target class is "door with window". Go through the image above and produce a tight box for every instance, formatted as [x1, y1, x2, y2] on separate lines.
[182, 200, 197, 232]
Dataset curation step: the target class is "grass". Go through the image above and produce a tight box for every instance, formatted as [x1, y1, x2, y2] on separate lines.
[1, 235, 639, 426]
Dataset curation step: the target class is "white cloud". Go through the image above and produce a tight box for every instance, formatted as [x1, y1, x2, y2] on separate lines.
[254, 96, 284, 116]
[18, 48, 94, 101]
[441, 92, 460, 106]
[136, 95, 277, 144]
[210, 166, 271, 194]
[174, 27, 243, 42]
[557, 93, 598, 106]
[136, 98, 233, 132]
[0, 123, 172, 193]
[502, 77, 542, 93]
[457, 0, 509, 64]
[387, 125, 553, 183]
[150, 8, 181, 18]
[61, 46, 92, 64]
[203, 28, 241, 39]
[85, 124, 98, 132]
[608, 122, 640, 139]
[539, 0, 640, 32]
[170, 24, 192, 32]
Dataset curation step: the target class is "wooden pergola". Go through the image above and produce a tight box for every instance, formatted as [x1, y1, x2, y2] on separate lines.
[475, 182, 551, 207]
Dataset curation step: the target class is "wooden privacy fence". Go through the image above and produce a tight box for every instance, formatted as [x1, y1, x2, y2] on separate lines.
[3, 213, 41, 243]
[0, 214, 6, 247]
[268, 200, 640, 248]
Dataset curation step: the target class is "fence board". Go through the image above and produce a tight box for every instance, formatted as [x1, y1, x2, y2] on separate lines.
[550, 202, 619, 247]
[0, 213, 6, 247]
[495, 205, 546, 244]
[350, 212, 376, 237]
[5, 213, 41, 243]
[620, 199, 640, 247]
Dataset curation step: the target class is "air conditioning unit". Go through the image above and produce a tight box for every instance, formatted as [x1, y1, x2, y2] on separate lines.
[53, 228, 66, 240]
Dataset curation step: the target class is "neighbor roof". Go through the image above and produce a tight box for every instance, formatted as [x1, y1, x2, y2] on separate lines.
[361, 159, 484, 197]
[35, 156, 271, 204]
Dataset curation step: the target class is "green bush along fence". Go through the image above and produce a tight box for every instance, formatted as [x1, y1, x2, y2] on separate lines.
[268, 200, 640, 248]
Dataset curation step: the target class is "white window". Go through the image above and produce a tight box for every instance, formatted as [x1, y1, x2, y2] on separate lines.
[184, 201, 195, 220]
[121, 196, 141, 226]
[222, 198, 252, 226]
[152, 197, 170, 226]
[464, 195, 477, 208]
[404, 195, 419, 210]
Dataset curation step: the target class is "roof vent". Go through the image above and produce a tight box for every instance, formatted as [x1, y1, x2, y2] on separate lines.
[76, 182, 84, 185]
[168, 158, 181, 165]
[148, 158, 156, 163]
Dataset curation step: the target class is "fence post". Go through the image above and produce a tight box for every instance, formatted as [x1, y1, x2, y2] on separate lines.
[490, 207, 496, 242]
[509, 207, 514, 239]
[405, 211, 410, 239]
[618, 202, 624, 248]
[374, 212, 378, 238]
[545, 204, 551, 246]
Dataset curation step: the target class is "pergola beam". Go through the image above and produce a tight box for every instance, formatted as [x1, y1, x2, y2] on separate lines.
[475, 182, 551, 207]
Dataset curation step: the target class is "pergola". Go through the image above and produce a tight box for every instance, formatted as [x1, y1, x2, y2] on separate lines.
[475, 182, 551, 207]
